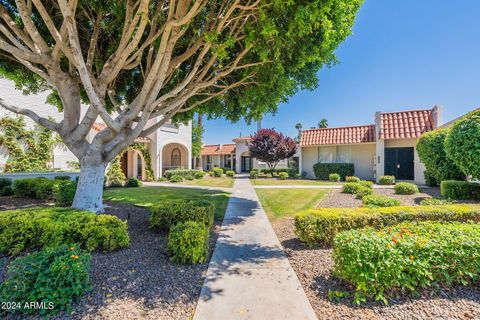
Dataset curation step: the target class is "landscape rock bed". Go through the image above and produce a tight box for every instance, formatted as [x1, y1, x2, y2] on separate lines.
[0, 199, 218, 320]
[273, 218, 480, 320]
[317, 187, 441, 208]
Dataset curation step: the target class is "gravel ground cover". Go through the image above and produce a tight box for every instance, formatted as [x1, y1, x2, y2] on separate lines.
[317, 187, 441, 208]
[0, 198, 219, 320]
[273, 218, 480, 320]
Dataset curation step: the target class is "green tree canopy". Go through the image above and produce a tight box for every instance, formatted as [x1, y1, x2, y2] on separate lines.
[0, 0, 363, 211]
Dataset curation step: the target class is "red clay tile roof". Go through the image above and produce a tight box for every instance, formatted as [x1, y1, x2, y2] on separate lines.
[232, 136, 252, 142]
[300, 125, 376, 146]
[201, 144, 236, 155]
[380, 109, 434, 139]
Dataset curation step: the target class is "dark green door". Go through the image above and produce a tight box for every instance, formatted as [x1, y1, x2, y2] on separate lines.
[384, 147, 414, 180]
[241, 156, 252, 172]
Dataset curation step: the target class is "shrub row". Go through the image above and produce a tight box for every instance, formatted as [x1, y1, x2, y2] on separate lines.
[0, 207, 130, 255]
[441, 180, 480, 200]
[0, 244, 91, 316]
[164, 169, 205, 180]
[0, 178, 13, 196]
[313, 163, 354, 181]
[294, 204, 480, 246]
[12, 177, 77, 206]
[260, 168, 297, 178]
[333, 221, 480, 304]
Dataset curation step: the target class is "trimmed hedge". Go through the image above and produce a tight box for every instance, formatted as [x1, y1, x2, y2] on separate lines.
[0, 244, 91, 316]
[260, 168, 297, 178]
[334, 222, 480, 304]
[149, 199, 215, 231]
[167, 221, 209, 264]
[378, 175, 395, 185]
[11, 178, 76, 206]
[362, 195, 401, 208]
[164, 169, 205, 180]
[313, 163, 354, 180]
[53, 181, 76, 206]
[294, 204, 480, 246]
[441, 180, 480, 200]
[395, 182, 419, 195]
[0, 208, 130, 255]
[342, 182, 362, 194]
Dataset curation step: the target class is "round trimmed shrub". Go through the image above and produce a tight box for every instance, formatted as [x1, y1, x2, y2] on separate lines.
[379, 175, 395, 185]
[343, 182, 361, 194]
[194, 170, 206, 179]
[126, 178, 142, 187]
[278, 172, 289, 180]
[355, 185, 372, 199]
[249, 171, 258, 179]
[417, 128, 464, 182]
[395, 182, 419, 195]
[359, 180, 373, 189]
[169, 175, 183, 183]
[213, 168, 223, 177]
[329, 173, 341, 182]
[345, 176, 360, 183]
[226, 170, 235, 177]
[167, 221, 209, 264]
[445, 109, 480, 177]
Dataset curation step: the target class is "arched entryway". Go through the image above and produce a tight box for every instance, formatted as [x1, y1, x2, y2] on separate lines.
[161, 142, 189, 175]
[120, 149, 147, 180]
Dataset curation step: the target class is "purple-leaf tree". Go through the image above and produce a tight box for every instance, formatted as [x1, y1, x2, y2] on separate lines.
[248, 129, 297, 170]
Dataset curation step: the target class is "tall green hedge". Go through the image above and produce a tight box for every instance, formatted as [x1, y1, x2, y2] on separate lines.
[445, 109, 480, 178]
[313, 163, 354, 180]
[416, 128, 464, 183]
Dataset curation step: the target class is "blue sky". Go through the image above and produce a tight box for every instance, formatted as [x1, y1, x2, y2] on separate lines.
[202, 0, 480, 144]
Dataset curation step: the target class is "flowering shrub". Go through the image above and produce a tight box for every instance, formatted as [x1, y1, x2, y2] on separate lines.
[395, 182, 419, 195]
[168, 221, 209, 264]
[149, 199, 214, 231]
[0, 208, 130, 255]
[294, 204, 480, 246]
[0, 244, 91, 315]
[333, 222, 480, 305]
[362, 195, 401, 208]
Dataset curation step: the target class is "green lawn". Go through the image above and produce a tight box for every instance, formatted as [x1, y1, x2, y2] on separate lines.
[104, 186, 230, 220]
[177, 176, 234, 188]
[255, 188, 329, 222]
[251, 178, 341, 186]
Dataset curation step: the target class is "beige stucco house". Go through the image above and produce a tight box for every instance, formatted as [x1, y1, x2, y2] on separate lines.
[300, 107, 442, 184]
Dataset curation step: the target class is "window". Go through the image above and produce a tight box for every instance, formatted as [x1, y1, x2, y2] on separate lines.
[171, 148, 181, 167]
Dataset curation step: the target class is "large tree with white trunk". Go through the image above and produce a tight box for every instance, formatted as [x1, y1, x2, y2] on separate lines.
[0, 0, 362, 212]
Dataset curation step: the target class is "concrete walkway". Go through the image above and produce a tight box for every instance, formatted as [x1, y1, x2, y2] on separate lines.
[193, 175, 317, 320]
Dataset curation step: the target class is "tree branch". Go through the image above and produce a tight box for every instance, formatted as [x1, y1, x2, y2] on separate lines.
[0, 98, 61, 132]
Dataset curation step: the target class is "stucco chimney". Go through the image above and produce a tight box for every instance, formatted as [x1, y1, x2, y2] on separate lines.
[432, 105, 443, 128]
[374, 111, 382, 140]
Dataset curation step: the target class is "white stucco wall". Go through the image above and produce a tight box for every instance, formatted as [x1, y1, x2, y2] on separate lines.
[0, 79, 82, 171]
[384, 138, 426, 184]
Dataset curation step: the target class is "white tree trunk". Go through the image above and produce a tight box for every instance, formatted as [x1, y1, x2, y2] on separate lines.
[72, 154, 107, 213]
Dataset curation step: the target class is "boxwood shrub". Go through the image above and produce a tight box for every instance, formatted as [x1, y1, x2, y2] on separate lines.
[169, 174, 183, 182]
[333, 222, 480, 305]
[345, 176, 360, 183]
[213, 168, 223, 177]
[342, 182, 361, 194]
[395, 182, 419, 195]
[294, 204, 480, 246]
[278, 172, 289, 180]
[167, 221, 209, 264]
[126, 178, 142, 187]
[261, 168, 297, 178]
[53, 180, 77, 207]
[0, 244, 91, 316]
[313, 163, 354, 181]
[249, 171, 258, 179]
[226, 170, 235, 177]
[0, 178, 13, 196]
[420, 198, 454, 206]
[149, 199, 215, 231]
[0, 208, 130, 255]
[329, 173, 341, 182]
[362, 195, 401, 208]
[355, 185, 372, 199]
[378, 175, 395, 185]
[441, 180, 480, 200]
